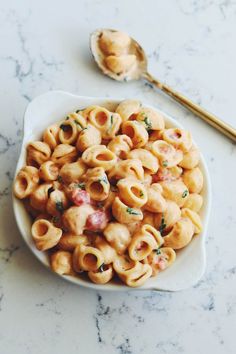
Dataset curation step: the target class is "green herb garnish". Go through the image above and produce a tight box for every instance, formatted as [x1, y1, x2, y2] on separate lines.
[155, 248, 162, 255]
[126, 207, 140, 215]
[143, 116, 152, 131]
[55, 201, 64, 213]
[47, 186, 55, 197]
[98, 263, 105, 272]
[159, 215, 166, 235]
[60, 124, 70, 132]
[140, 191, 144, 197]
[52, 216, 60, 224]
[76, 182, 85, 190]
[57, 175, 63, 183]
[182, 190, 188, 198]
[66, 116, 70, 120]
[162, 160, 168, 167]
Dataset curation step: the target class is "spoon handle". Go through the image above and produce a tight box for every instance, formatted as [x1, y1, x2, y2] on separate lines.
[143, 72, 236, 143]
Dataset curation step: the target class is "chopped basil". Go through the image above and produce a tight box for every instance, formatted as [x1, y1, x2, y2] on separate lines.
[182, 190, 188, 198]
[47, 186, 55, 197]
[159, 215, 166, 235]
[57, 175, 63, 183]
[126, 207, 140, 215]
[139, 191, 144, 197]
[76, 182, 85, 190]
[65, 116, 70, 120]
[76, 109, 82, 113]
[155, 248, 162, 255]
[52, 216, 60, 224]
[98, 263, 105, 272]
[60, 123, 70, 132]
[55, 201, 64, 213]
[106, 115, 114, 134]
[162, 160, 168, 167]
[143, 116, 152, 131]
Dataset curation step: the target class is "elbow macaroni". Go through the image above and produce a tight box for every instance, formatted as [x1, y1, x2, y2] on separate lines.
[14, 99, 204, 287]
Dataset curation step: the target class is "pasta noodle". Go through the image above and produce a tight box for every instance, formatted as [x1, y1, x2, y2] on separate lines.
[163, 217, 195, 249]
[179, 146, 200, 169]
[76, 124, 102, 152]
[115, 99, 141, 122]
[136, 107, 165, 131]
[117, 178, 147, 208]
[99, 30, 131, 56]
[58, 117, 79, 145]
[73, 244, 104, 272]
[58, 233, 91, 251]
[103, 222, 131, 255]
[150, 140, 183, 168]
[183, 167, 203, 193]
[43, 124, 60, 150]
[160, 179, 189, 207]
[144, 183, 167, 213]
[51, 251, 73, 275]
[39, 161, 59, 181]
[183, 193, 203, 212]
[14, 166, 39, 199]
[30, 183, 53, 211]
[88, 264, 114, 284]
[59, 159, 87, 184]
[128, 227, 161, 261]
[104, 55, 136, 75]
[112, 196, 143, 223]
[82, 145, 117, 171]
[27, 141, 51, 167]
[108, 159, 144, 181]
[144, 247, 176, 276]
[163, 128, 192, 152]
[51, 144, 77, 166]
[31, 219, 62, 251]
[107, 134, 133, 158]
[127, 148, 159, 174]
[85, 167, 110, 201]
[122, 120, 148, 148]
[154, 200, 181, 232]
[14, 100, 204, 287]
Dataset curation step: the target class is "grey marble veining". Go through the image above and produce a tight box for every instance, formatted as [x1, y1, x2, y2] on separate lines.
[0, 1, 236, 353]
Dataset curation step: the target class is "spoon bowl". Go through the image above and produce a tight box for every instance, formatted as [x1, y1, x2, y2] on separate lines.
[90, 28, 147, 82]
[90, 28, 236, 142]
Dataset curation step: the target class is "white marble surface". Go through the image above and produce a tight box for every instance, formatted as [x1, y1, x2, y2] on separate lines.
[0, 1, 236, 353]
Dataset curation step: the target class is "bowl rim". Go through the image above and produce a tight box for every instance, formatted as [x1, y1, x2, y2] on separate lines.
[12, 90, 212, 292]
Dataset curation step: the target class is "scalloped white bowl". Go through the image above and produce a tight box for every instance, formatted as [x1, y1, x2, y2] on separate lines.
[13, 91, 211, 291]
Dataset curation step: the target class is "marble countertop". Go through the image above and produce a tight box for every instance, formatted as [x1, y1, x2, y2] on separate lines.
[0, 1, 236, 353]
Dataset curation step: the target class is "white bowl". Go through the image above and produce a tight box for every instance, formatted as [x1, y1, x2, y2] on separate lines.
[13, 91, 211, 291]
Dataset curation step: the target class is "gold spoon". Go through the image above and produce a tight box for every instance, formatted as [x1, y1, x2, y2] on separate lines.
[90, 28, 236, 143]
